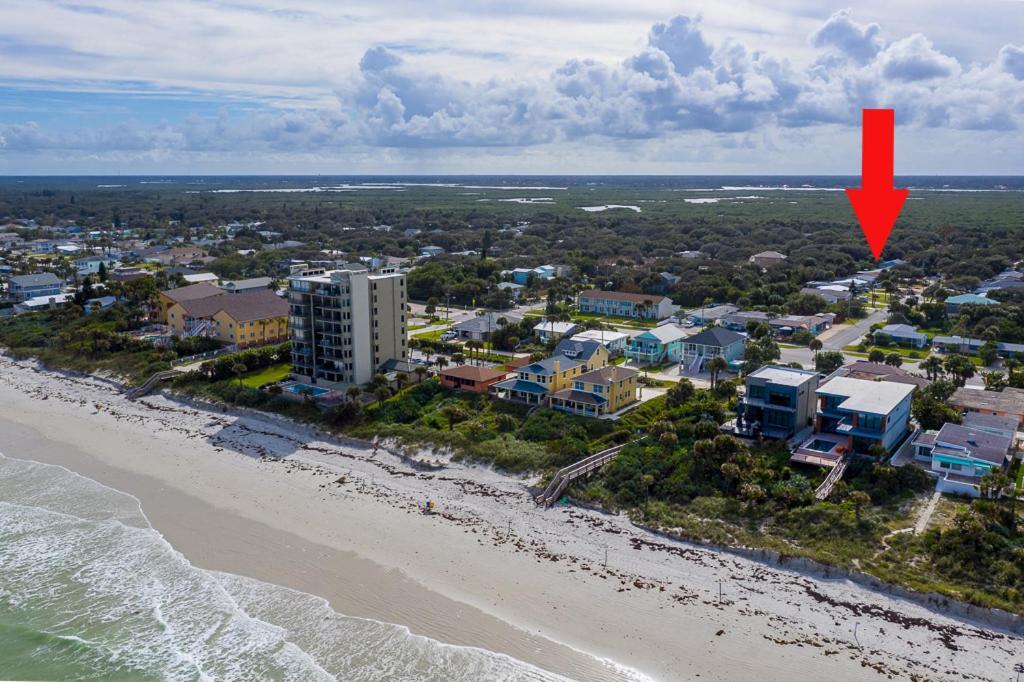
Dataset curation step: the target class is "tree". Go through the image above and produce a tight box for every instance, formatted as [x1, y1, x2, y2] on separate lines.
[346, 385, 362, 403]
[978, 340, 999, 367]
[920, 355, 944, 382]
[809, 337, 823, 357]
[982, 371, 1007, 391]
[707, 355, 728, 390]
[847, 490, 872, 523]
[425, 297, 438, 316]
[815, 350, 845, 373]
[440, 404, 468, 430]
[97, 261, 108, 282]
[868, 348, 886, 363]
[413, 366, 428, 383]
[664, 379, 695, 408]
[912, 393, 961, 430]
[943, 354, 976, 387]
[884, 352, 903, 368]
[232, 362, 247, 387]
[435, 356, 449, 372]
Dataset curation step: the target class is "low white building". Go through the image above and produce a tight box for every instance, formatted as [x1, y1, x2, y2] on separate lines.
[570, 329, 630, 355]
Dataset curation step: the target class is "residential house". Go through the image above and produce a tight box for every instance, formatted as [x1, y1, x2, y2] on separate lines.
[83, 295, 117, 314]
[949, 387, 1024, 427]
[624, 325, 688, 365]
[749, 250, 787, 268]
[0, 233, 23, 249]
[510, 265, 556, 285]
[452, 311, 524, 341]
[419, 245, 445, 258]
[932, 336, 1024, 359]
[110, 267, 151, 283]
[680, 327, 746, 373]
[835, 361, 929, 390]
[74, 256, 119, 277]
[534, 320, 580, 342]
[874, 324, 928, 349]
[793, 377, 915, 466]
[497, 281, 525, 301]
[684, 304, 739, 325]
[167, 289, 288, 348]
[143, 245, 208, 266]
[800, 286, 851, 304]
[223, 277, 273, 294]
[911, 413, 1016, 497]
[157, 283, 223, 323]
[569, 329, 629, 356]
[553, 338, 609, 371]
[944, 293, 997, 315]
[182, 272, 220, 285]
[769, 314, 833, 338]
[577, 290, 674, 321]
[721, 310, 770, 332]
[8, 273, 63, 301]
[975, 279, 1024, 295]
[439, 365, 509, 393]
[734, 365, 819, 439]
[491, 356, 586, 406]
[654, 272, 681, 293]
[549, 366, 640, 417]
[676, 250, 703, 259]
[13, 292, 74, 313]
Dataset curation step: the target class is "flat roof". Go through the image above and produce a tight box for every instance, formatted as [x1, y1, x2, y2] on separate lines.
[748, 365, 817, 387]
[817, 376, 915, 414]
[950, 387, 1024, 417]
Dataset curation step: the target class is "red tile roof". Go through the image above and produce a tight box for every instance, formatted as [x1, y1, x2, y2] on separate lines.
[440, 365, 509, 383]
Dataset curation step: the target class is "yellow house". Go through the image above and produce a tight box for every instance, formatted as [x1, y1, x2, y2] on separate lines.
[549, 366, 640, 417]
[167, 289, 288, 348]
[157, 282, 223, 324]
[490, 356, 586, 405]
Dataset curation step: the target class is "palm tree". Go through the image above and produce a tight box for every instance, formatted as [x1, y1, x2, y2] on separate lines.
[395, 372, 409, 393]
[346, 385, 362, 403]
[884, 352, 903, 368]
[707, 355, 728, 390]
[232, 362, 247, 387]
[435, 356, 449, 372]
[809, 338, 823, 359]
[920, 355, 944, 382]
[413, 366, 428, 383]
[452, 352, 466, 366]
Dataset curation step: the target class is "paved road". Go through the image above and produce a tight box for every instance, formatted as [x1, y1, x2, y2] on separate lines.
[821, 309, 888, 350]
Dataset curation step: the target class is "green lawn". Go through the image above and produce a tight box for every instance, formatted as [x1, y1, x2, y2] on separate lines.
[845, 344, 930, 360]
[240, 362, 292, 388]
[411, 326, 451, 341]
[571, 312, 659, 328]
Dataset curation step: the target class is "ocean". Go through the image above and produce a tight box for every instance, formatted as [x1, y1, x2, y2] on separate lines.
[0, 452, 579, 681]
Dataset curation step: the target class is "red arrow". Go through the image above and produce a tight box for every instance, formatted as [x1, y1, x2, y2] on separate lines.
[845, 108, 909, 261]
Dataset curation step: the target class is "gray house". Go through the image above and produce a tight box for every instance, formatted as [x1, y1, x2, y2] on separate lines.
[8, 272, 63, 301]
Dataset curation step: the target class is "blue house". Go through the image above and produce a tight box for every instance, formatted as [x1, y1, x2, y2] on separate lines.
[794, 376, 915, 465]
[680, 327, 746, 373]
[873, 324, 927, 349]
[624, 325, 688, 365]
[944, 293, 997, 315]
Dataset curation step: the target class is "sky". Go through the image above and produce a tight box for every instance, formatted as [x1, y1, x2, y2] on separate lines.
[0, 0, 1023, 175]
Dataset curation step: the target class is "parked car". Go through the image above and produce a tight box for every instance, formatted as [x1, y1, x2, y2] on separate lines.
[440, 331, 457, 341]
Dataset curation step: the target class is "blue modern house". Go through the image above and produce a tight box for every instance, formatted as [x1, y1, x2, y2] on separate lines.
[734, 366, 819, 439]
[873, 323, 928, 349]
[793, 376, 915, 466]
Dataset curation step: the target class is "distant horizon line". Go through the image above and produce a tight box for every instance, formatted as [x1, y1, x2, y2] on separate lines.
[1, 173, 1022, 178]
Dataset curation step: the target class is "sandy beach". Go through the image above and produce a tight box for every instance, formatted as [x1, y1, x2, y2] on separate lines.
[1, 356, 1021, 681]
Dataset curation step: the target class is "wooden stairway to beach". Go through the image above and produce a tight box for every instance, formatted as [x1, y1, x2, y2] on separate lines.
[127, 370, 180, 400]
[535, 443, 628, 507]
[814, 453, 851, 501]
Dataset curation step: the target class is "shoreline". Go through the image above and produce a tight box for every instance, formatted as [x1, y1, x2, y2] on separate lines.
[1, 356, 1021, 681]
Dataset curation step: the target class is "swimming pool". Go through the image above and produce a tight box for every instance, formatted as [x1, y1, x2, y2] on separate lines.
[285, 383, 330, 397]
[807, 438, 838, 452]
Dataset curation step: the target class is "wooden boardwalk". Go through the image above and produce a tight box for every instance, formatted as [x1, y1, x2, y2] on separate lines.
[813, 453, 851, 501]
[535, 443, 628, 507]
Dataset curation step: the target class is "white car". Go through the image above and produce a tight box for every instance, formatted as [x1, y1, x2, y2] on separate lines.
[440, 331, 458, 341]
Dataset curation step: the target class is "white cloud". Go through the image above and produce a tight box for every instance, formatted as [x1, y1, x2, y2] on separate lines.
[0, 4, 1022, 172]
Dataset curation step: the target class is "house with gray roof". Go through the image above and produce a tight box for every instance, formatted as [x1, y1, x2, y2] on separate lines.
[681, 327, 746, 373]
[8, 272, 63, 301]
[874, 324, 928, 349]
[452, 311, 524, 341]
[911, 413, 1016, 497]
